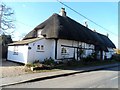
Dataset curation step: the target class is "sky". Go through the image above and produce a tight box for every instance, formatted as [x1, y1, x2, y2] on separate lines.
[2, 2, 118, 48]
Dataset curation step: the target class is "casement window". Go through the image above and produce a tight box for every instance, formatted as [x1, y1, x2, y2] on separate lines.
[13, 46, 18, 55]
[61, 47, 67, 54]
[37, 45, 40, 50]
[41, 45, 44, 50]
[37, 45, 44, 51]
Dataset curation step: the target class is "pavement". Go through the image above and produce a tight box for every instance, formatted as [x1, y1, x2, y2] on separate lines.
[1, 63, 120, 87]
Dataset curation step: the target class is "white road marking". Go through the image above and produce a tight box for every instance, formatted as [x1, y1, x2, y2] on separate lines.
[89, 85, 97, 88]
[97, 85, 105, 88]
[110, 77, 118, 80]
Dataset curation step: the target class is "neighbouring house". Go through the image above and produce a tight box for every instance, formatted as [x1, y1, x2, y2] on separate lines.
[7, 8, 116, 64]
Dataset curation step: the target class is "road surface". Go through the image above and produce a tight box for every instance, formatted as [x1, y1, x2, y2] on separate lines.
[3, 66, 120, 88]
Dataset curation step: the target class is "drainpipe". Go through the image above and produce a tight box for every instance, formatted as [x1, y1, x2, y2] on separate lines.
[55, 39, 58, 59]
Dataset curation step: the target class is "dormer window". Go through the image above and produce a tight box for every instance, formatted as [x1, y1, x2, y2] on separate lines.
[37, 29, 43, 38]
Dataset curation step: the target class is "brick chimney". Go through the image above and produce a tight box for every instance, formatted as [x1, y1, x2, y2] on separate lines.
[59, 8, 66, 17]
[85, 21, 88, 28]
[107, 33, 109, 37]
[93, 29, 96, 32]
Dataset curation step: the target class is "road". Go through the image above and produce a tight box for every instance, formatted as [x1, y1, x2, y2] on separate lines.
[3, 66, 120, 88]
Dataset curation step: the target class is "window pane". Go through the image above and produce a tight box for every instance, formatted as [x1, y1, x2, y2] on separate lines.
[61, 47, 67, 54]
[37, 45, 40, 50]
[14, 46, 18, 55]
[41, 45, 44, 50]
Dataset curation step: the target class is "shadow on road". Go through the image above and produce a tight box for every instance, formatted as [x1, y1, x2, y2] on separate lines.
[102, 65, 120, 71]
[53, 62, 120, 72]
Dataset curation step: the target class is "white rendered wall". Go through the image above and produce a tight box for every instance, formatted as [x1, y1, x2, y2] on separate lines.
[105, 48, 115, 59]
[83, 43, 94, 57]
[57, 39, 77, 59]
[98, 48, 114, 60]
[27, 39, 55, 63]
[7, 45, 28, 64]
[57, 39, 94, 60]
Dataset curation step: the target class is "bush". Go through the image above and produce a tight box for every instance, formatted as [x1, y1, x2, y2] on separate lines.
[111, 54, 120, 62]
[26, 60, 52, 71]
[42, 57, 55, 66]
[65, 59, 78, 66]
[25, 60, 42, 68]
[33, 60, 40, 64]
[80, 55, 96, 65]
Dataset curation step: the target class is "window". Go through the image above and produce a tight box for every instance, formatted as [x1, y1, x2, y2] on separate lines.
[13, 46, 18, 55]
[37, 30, 43, 37]
[37, 45, 40, 50]
[37, 45, 44, 51]
[41, 45, 44, 50]
[61, 47, 67, 54]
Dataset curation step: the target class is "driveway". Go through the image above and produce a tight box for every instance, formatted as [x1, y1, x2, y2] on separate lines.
[1, 59, 28, 78]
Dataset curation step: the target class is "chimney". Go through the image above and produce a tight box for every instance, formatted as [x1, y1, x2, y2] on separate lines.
[85, 21, 88, 28]
[107, 33, 109, 37]
[59, 8, 66, 17]
[93, 29, 96, 32]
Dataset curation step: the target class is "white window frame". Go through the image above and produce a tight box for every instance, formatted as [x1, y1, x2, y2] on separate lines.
[61, 47, 68, 55]
[41, 45, 44, 51]
[37, 45, 44, 52]
[13, 46, 18, 55]
[37, 45, 40, 50]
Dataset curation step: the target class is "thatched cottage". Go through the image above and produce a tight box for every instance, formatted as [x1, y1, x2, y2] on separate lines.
[7, 8, 116, 64]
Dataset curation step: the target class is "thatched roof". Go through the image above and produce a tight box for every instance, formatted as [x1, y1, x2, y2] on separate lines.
[97, 33, 116, 48]
[23, 13, 116, 50]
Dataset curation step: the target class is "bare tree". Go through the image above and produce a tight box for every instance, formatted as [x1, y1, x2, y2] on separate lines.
[0, 3, 15, 35]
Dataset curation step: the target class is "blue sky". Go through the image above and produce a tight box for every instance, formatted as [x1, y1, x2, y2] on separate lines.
[4, 2, 118, 48]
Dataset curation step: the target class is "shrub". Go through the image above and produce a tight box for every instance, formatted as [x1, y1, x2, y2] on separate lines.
[111, 54, 120, 62]
[25, 63, 36, 67]
[25, 60, 42, 68]
[33, 60, 40, 64]
[65, 59, 78, 66]
[78, 49, 85, 59]
[26, 61, 52, 71]
[42, 57, 55, 66]
[80, 55, 95, 65]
